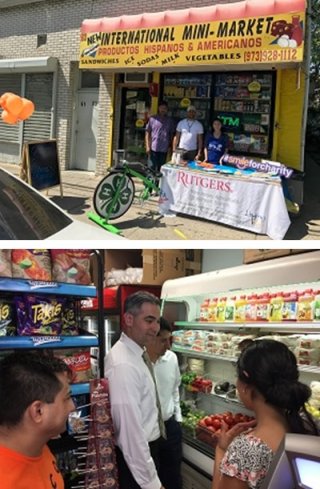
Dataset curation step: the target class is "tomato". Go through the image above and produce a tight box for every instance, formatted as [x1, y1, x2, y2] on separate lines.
[199, 419, 207, 427]
[213, 413, 223, 420]
[207, 425, 216, 432]
[204, 416, 212, 426]
[234, 413, 243, 424]
[224, 415, 234, 427]
[222, 411, 232, 420]
[211, 419, 222, 430]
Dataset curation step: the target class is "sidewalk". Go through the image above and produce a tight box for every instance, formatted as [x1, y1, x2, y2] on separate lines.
[2, 149, 320, 241]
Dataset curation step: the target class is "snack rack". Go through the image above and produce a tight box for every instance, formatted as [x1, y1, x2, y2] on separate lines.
[0, 250, 113, 488]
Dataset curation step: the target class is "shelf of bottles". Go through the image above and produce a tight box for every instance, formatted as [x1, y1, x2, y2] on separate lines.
[213, 72, 274, 156]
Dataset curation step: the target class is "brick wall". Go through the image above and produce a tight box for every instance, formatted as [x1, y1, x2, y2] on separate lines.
[0, 0, 237, 174]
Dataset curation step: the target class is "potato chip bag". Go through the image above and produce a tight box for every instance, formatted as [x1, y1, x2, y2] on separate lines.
[0, 250, 12, 277]
[51, 250, 91, 284]
[0, 299, 15, 336]
[12, 250, 52, 281]
[15, 295, 64, 335]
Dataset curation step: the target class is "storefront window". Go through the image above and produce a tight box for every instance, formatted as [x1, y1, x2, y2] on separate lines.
[119, 87, 151, 164]
[161, 71, 275, 158]
[163, 73, 212, 128]
[213, 71, 275, 157]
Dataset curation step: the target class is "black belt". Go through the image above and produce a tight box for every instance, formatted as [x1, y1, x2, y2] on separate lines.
[148, 438, 161, 449]
[164, 415, 175, 424]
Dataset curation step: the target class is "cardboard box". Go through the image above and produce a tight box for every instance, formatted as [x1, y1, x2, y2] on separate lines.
[92, 249, 202, 286]
[143, 249, 202, 283]
[243, 249, 312, 264]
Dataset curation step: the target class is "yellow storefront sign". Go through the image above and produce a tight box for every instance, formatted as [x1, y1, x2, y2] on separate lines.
[80, 11, 305, 69]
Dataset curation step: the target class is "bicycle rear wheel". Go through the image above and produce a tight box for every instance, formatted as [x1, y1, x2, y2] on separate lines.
[93, 172, 135, 220]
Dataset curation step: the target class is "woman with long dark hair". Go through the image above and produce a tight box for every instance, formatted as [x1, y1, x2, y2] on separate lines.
[212, 339, 318, 489]
[204, 118, 229, 164]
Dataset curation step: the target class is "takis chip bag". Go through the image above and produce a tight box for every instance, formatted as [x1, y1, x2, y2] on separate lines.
[15, 295, 65, 335]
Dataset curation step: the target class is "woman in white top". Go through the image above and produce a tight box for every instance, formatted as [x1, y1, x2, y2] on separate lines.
[173, 105, 204, 162]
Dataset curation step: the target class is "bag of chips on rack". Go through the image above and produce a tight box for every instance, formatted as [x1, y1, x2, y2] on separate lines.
[15, 294, 64, 335]
[51, 250, 91, 284]
[61, 299, 79, 336]
[0, 250, 12, 277]
[55, 348, 92, 383]
[0, 299, 15, 336]
[12, 250, 52, 281]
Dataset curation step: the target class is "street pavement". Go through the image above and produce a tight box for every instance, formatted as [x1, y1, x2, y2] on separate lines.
[2, 148, 320, 241]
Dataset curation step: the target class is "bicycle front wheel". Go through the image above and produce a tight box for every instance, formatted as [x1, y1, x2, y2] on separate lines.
[93, 172, 135, 220]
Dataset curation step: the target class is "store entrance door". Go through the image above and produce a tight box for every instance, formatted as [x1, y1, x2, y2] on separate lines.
[119, 87, 151, 164]
[73, 89, 98, 171]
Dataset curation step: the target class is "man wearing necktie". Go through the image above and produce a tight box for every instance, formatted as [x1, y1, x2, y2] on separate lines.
[104, 291, 166, 489]
[147, 317, 183, 489]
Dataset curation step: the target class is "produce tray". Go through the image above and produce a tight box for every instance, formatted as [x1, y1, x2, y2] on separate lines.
[195, 424, 219, 449]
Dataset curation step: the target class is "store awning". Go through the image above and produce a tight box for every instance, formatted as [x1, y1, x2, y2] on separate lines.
[0, 57, 57, 73]
[79, 0, 306, 70]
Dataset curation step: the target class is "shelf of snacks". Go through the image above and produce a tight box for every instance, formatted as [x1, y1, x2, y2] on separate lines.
[70, 382, 91, 396]
[174, 320, 320, 333]
[172, 345, 237, 363]
[0, 277, 96, 297]
[0, 331, 98, 349]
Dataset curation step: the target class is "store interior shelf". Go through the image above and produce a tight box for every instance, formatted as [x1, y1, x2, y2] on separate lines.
[172, 345, 236, 362]
[182, 429, 214, 459]
[215, 97, 270, 101]
[174, 321, 320, 333]
[216, 84, 271, 88]
[0, 278, 96, 297]
[166, 96, 211, 100]
[298, 365, 320, 374]
[70, 383, 90, 396]
[209, 391, 241, 405]
[189, 387, 242, 407]
[173, 345, 320, 374]
[0, 331, 98, 350]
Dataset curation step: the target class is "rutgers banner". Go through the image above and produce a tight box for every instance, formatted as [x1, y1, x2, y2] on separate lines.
[158, 164, 291, 240]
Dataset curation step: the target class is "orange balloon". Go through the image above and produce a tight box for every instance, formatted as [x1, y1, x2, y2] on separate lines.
[1, 110, 18, 124]
[18, 98, 35, 120]
[0, 92, 15, 109]
[5, 94, 23, 116]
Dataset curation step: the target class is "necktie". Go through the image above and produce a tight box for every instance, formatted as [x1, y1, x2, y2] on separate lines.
[142, 350, 167, 439]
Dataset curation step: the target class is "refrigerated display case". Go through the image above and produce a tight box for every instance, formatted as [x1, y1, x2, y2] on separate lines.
[161, 251, 320, 485]
[213, 71, 275, 157]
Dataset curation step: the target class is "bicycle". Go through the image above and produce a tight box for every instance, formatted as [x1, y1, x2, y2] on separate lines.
[92, 161, 162, 222]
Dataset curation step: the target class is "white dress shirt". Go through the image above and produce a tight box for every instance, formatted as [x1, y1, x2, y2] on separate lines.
[153, 350, 182, 422]
[104, 333, 161, 489]
[176, 118, 204, 151]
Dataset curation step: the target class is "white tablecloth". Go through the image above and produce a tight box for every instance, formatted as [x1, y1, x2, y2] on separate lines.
[159, 164, 291, 240]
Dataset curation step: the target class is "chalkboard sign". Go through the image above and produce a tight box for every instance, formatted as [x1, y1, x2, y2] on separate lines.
[22, 140, 63, 196]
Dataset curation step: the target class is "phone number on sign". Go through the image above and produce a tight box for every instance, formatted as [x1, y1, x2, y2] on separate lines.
[244, 49, 298, 63]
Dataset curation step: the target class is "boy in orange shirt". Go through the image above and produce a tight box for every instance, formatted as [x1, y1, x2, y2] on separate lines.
[0, 352, 75, 489]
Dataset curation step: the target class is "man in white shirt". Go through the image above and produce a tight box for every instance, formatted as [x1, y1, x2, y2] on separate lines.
[173, 105, 204, 162]
[104, 291, 165, 489]
[147, 317, 183, 489]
